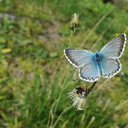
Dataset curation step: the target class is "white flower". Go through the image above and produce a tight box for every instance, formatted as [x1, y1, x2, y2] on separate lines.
[68, 86, 89, 110]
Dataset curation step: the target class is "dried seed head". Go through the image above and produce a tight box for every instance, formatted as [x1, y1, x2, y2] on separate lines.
[68, 86, 89, 110]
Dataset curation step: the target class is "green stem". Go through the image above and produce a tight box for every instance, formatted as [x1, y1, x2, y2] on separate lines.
[69, 30, 73, 47]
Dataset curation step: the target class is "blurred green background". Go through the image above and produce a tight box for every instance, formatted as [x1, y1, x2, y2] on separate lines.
[0, 0, 128, 128]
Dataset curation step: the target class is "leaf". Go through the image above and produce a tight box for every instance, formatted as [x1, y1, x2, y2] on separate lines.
[20, 40, 33, 46]
[49, 52, 58, 58]
[0, 37, 6, 43]
[1, 48, 12, 53]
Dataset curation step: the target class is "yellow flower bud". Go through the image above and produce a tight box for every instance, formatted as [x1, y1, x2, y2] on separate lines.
[70, 13, 79, 34]
[71, 13, 79, 26]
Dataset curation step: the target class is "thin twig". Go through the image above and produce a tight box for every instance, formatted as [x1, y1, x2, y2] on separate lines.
[116, 72, 128, 79]
[86, 82, 97, 97]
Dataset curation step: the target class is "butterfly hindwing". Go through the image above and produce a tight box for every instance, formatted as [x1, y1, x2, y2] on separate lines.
[100, 57, 121, 78]
[64, 48, 94, 67]
[79, 59, 101, 82]
[100, 34, 126, 58]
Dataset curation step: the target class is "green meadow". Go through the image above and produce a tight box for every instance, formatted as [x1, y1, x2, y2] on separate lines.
[0, 0, 128, 127]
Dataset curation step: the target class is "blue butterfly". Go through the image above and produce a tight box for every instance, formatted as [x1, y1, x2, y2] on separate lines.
[64, 34, 127, 82]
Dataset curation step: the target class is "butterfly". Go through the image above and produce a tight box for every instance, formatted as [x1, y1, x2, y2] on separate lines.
[64, 33, 127, 82]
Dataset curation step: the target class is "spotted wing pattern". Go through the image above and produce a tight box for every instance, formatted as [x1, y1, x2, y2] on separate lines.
[100, 57, 121, 78]
[79, 59, 101, 82]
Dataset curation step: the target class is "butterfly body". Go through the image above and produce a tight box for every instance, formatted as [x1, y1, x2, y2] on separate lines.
[64, 34, 127, 82]
[94, 52, 104, 62]
[89, 52, 103, 76]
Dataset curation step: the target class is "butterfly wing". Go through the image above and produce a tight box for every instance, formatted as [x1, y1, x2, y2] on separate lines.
[64, 48, 94, 67]
[64, 48, 101, 82]
[100, 34, 126, 58]
[100, 57, 121, 78]
[79, 58, 101, 82]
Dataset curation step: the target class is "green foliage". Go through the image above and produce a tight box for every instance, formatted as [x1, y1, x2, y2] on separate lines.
[0, 0, 128, 128]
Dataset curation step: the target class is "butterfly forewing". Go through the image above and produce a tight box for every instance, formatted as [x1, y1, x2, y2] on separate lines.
[100, 34, 126, 58]
[64, 48, 94, 67]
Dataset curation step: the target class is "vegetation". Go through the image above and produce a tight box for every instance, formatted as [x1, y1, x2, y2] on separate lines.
[0, 0, 128, 127]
